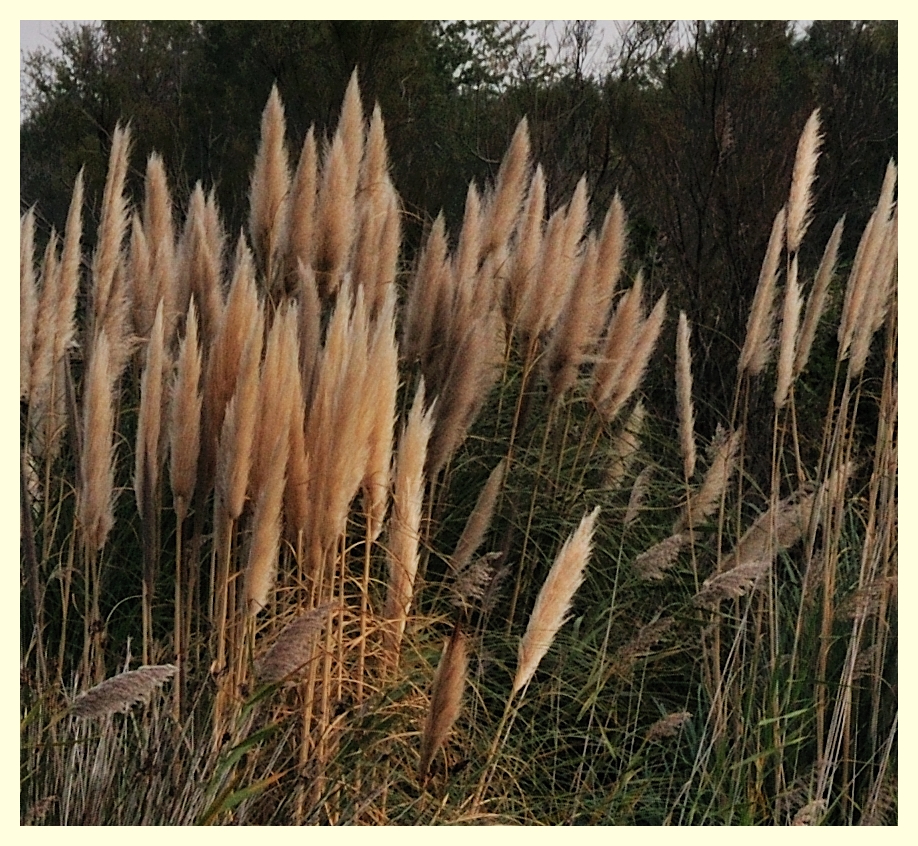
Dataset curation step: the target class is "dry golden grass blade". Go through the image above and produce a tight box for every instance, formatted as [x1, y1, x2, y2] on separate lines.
[254, 603, 338, 683]
[739, 206, 785, 376]
[675, 311, 696, 479]
[418, 624, 469, 781]
[169, 300, 203, 525]
[774, 254, 802, 408]
[20, 208, 37, 401]
[514, 507, 599, 693]
[795, 216, 844, 377]
[78, 330, 118, 554]
[385, 380, 435, 655]
[786, 108, 822, 254]
[70, 664, 177, 718]
[249, 84, 290, 287]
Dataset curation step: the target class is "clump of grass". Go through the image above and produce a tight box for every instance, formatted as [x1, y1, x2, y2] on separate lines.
[20, 75, 896, 825]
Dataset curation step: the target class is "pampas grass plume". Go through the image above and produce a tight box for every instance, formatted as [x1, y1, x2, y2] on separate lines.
[71, 664, 176, 718]
[514, 507, 599, 693]
[675, 311, 696, 478]
[786, 109, 822, 253]
[419, 623, 469, 781]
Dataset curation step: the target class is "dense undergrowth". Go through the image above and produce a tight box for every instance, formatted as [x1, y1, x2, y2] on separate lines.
[20, 73, 896, 825]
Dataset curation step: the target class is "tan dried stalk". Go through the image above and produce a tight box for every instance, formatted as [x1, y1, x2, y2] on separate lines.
[384, 381, 434, 655]
[739, 207, 785, 376]
[675, 311, 696, 478]
[254, 603, 338, 683]
[786, 109, 822, 254]
[482, 117, 530, 261]
[70, 664, 176, 718]
[169, 301, 203, 524]
[451, 459, 507, 575]
[286, 126, 318, 285]
[90, 123, 131, 340]
[603, 401, 645, 491]
[600, 292, 667, 423]
[20, 209, 37, 401]
[774, 254, 802, 408]
[634, 534, 686, 581]
[513, 507, 599, 693]
[249, 84, 290, 287]
[673, 427, 742, 534]
[418, 624, 469, 781]
[795, 217, 844, 377]
[78, 330, 117, 554]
